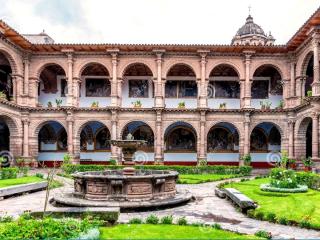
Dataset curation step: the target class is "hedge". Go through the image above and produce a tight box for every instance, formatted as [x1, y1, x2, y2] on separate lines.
[296, 172, 320, 190]
[62, 164, 252, 176]
[0, 167, 18, 180]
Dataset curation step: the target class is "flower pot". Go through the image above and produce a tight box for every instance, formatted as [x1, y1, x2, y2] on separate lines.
[289, 163, 296, 169]
[304, 166, 311, 172]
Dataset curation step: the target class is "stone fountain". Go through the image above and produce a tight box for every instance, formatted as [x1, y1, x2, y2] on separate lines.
[51, 134, 193, 209]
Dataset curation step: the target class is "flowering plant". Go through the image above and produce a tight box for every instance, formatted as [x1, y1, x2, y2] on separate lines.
[270, 168, 298, 189]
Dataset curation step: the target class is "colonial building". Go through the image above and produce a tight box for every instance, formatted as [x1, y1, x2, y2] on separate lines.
[0, 8, 319, 168]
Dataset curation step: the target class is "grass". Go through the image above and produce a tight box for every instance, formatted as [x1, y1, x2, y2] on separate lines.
[178, 174, 239, 184]
[99, 224, 260, 239]
[0, 176, 45, 188]
[224, 178, 320, 228]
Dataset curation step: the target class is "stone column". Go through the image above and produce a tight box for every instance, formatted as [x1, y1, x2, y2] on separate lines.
[239, 79, 245, 108]
[243, 112, 251, 158]
[110, 51, 119, 107]
[31, 78, 40, 107]
[312, 112, 319, 160]
[111, 110, 119, 162]
[312, 37, 320, 96]
[283, 79, 290, 106]
[290, 60, 295, 97]
[66, 111, 74, 157]
[288, 119, 295, 159]
[301, 77, 306, 97]
[198, 111, 206, 162]
[22, 115, 30, 158]
[23, 56, 30, 96]
[198, 51, 209, 108]
[66, 53, 74, 106]
[154, 50, 165, 108]
[243, 52, 253, 108]
[73, 77, 81, 107]
[155, 110, 163, 163]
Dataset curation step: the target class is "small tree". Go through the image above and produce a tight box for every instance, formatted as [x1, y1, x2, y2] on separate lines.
[241, 154, 251, 166]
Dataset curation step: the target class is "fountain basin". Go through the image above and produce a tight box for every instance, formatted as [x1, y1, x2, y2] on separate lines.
[72, 169, 178, 201]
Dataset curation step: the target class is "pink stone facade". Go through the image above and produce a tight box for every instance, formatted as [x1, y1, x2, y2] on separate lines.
[0, 11, 319, 168]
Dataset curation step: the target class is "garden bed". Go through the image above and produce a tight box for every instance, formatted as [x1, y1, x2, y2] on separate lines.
[178, 174, 239, 184]
[0, 176, 44, 188]
[99, 224, 260, 239]
[224, 178, 320, 230]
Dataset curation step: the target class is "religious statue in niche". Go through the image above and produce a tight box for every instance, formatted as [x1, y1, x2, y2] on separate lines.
[86, 78, 111, 97]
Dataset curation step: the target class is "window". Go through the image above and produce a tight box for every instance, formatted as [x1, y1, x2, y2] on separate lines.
[209, 81, 240, 98]
[165, 80, 197, 98]
[85, 78, 111, 97]
[129, 80, 149, 98]
[251, 80, 269, 99]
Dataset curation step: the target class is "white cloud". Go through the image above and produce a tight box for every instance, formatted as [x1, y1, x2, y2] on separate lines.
[0, 0, 319, 44]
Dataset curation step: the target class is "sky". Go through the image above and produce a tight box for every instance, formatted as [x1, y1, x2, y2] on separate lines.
[0, 0, 319, 45]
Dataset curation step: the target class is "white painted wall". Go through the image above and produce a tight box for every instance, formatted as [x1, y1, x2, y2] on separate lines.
[208, 99, 240, 109]
[207, 153, 240, 162]
[38, 76, 67, 107]
[80, 152, 111, 161]
[164, 153, 197, 162]
[251, 95, 283, 109]
[38, 152, 66, 161]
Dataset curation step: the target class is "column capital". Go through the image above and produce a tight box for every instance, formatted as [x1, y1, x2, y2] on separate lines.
[243, 50, 255, 60]
[312, 111, 319, 119]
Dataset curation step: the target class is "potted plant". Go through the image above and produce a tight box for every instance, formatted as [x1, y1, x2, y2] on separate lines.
[55, 99, 62, 108]
[91, 101, 99, 108]
[241, 154, 251, 166]
[132, 100, 142, 108]
[302, 157, 313, 171]
[307, 90, 312, 97]
[260, 100, 272, 110]
[219, 102, 227, 110]
[0, 91, 6, 100]
[47, 101, 53, 108]
[288, 158, 296, 169]
[260, 100, 266, 110]
[178, 101, 185, 109]
[276, 100, 284, 110]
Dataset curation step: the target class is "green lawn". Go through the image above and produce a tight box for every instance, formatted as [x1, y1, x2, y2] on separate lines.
[99, 224, 259, 239]
[225, 178, 320, 228]
[0, 176, 45, 188]
[178, 174, 239, 184]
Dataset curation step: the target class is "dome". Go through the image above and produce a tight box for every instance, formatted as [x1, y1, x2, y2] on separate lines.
[232, 15, 275, 46]
[236, 15, 266, 37]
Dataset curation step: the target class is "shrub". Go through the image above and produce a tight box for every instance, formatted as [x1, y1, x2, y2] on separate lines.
[160, 215, 173, 224]
[62, 164, 252, 176]
[266, 212, 276, 223]
[146, 214, 159, 224]
[0, 215, 13, 223]
[278, 217, 288, 225]
[109, 159, 117, 165]
[63, 154, 72, 165]
[19, 167, 29, 177]
[296, 171, 320, 190]
[128, 218, 143, 224]
[255, 230, 272, 239]
[247, 209, 255, 218]
[212, 223, 221, 229]
[177, 217, 187, 225]
[35, 173, 44, 179]
[254, 212, 264, 221]
[0, 167, 18, 179]
[270, 168, 298, 189]
[299, 220, 312, 229]
[241, 154, 251, 166]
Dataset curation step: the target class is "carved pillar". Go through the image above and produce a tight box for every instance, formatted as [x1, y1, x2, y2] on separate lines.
[23, 56, 30, 96]
[154, 50, 165, 108]
[283, 79, 290, 106]
[288, 119, 295, 159]
[240, 79, 245, 108]
[243, 112, 251, 159]
[155, 110, 163, 163]
[22, 114, 30, 157]
[31, 78, 40, 107]
[117, 78, 123, 107]
[301, 77, 306, 98]
[110, 51, 119, 107]
[66, 111, 74, 157]
[111, 110, 119, 162]
[243, 52, 253, 108]
[290, 60, 295, 97]
[73, 77, 81, 107]
[312, 37, 320, 96]
[198, 51, 208, 108]
[198, 111, 206, 162]
[66, 53, 74, 106]
[312, 112, 319, 160]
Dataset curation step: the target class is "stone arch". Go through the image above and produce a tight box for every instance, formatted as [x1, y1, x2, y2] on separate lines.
[250, 121, 284, 139]
[251, 63, 285, 80]
[207, 62, 242, 79]
[34, 120, 67, 138]
[119, 61, 156, 78]
[300, 51, 314, 76]
[78, 62, 111, 78]
[295, 116, 313, 158]
[35, 62, 68, 80]
[76, 120, 111, 140]
[165, 63, 197, 78]
[0, 114, 20, 138]
[207, 122, 240, 152]
[296, 45, 314, 77]
[0, 47, 20, 75]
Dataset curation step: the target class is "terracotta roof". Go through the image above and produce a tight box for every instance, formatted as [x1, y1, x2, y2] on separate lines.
[0, 7, 319, 53]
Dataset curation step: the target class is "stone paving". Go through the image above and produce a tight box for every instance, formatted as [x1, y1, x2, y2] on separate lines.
[1, 174, 320, 239]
